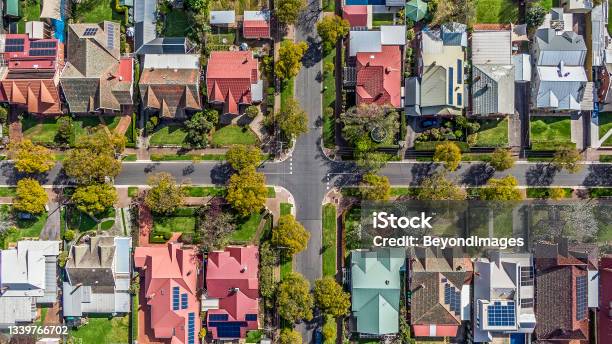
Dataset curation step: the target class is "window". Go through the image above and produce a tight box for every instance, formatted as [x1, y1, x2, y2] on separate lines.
[521, 298, 533, 308]
[520, 266, 534, 286]
[457, 59, 463, 83]
[448, 68, 454, 105]
[172, 287, 180, 311]
[457, 93, 462, 106]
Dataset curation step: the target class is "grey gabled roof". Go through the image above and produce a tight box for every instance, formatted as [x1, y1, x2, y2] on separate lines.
[472, 64, 515, 115]
[134, 0, 157, 52]
[421, 65, 447, 107]
[136, 37, 190, 55]
[535, 28, 587, 52]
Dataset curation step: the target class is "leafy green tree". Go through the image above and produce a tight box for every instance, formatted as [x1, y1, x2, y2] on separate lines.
[63, 148, 121, 185]
[429, 0, 476, 26]
[78, 129, 126, 154]
[552, 147, 582, 173]
[14, 178, 47, 214]
[0, 106, 7, 124]
[185, 0, 208, 11]
[360, 173, 390, 201]
[226, 145, 263, 171]
[549, 187, 567, 200]
[272, 214, 310, 257]
[526, 4, 547, 28]
[279, 329, 302, 344]
[276, 40, 308, 81]
[9, 139, 55, 174]
[258, 242, 277, 299]
[63, 229, 75, 241]
[489, 148, 515, 171]
[245, 106, 260, 118]
[417, 173, 466, 200]
[433, 141, 462, 171]
[144, 172, 186, 214]
[196, 201, 236, 252]
[321, 315, 337, 344]
[226, 166, 267, 216]
[479, 175, 523, 201]
[277, 272, 314, 323]
[56, 116, 73, 144]
[276, 0, 306, 25]
[313, 277, 351, 317]
[278, 98, 309, 140]
[355, 151, 389, 172]
[71, 183, 117, 215]
[340, 104, 398, 146]
[317, 15, 349, 52]
[185, 109, 217, 148]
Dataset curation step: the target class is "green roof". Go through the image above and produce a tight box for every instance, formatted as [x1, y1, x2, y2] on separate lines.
[350, 248, 405, 335]
[6, 0, 19, 17]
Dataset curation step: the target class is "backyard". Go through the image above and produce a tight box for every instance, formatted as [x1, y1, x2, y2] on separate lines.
[1, 205, 48, 248]
[207, 31, 236, 51]
[530, 116, 573, 150]
[70, 316, 129, 344]
[211, 125, 259, 146]
[473, 118, 509, 147]
[149, 123, 188, 146]
[598, 113, 612, 146]
[210, 0, 266, 14]
[164, 9, 190, 37]
[17, 0, 41, 34]
[72, 0, 124, 23]
[372, 13, 394, 27]
[475, 0, 519, 23]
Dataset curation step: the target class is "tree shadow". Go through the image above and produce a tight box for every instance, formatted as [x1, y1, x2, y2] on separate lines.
[460, 163, 495, 186]
[410, 163, 438, 186]
[525, 163, 558, 186]
[301, 36, 322, 69]
[210, 163, 233, 184]
[583, 164, 612, 186]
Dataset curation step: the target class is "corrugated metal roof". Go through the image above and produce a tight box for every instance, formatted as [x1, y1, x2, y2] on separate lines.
[114, 237, 132, 275]
[421, 65, 447, 107]
[380, 25, 406, 45]
[143, 54, 199, 69]
[472, 64, 515, 115]
[513, 54, 531, 82]
[349, 31, 382, 56]
[210, 11, 236, 25]
[536, 66, 586, 110]
[472, 31, 512, 65]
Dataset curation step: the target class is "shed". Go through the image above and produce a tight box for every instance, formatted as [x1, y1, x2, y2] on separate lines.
[210, 10, 236, 26]
[26, 21, 45, 40]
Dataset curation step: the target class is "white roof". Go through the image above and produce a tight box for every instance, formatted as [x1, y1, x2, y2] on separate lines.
[25, 21, 45, 40]
[114, 237, 132, 275]
[472, 30, 512, 65]
[349, 31, 382, 56]
[251, 79, 263, 103]
[244, 10, 270, 21]
[587, 270, 599, 308]
[0, 241, 60, 298]
[513, 54, 532, 82]
[143, 54, 200, 69]
[380, 25, 406, 45]
[537, 65, 587, 81]
[0, 297, 35, 326]
[210, 10, 235, 25]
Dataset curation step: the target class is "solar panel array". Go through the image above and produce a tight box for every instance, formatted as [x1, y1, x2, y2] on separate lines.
[181, 293, 188, 310]
[5, 38, 24, 53]
[6, 38, 25, 45]
[209, 314, 228, 321]
[209, 321, 248, 338]
[188, 312, 195, 344]
[487, 301, 516, 327]
[84, 27, 98, 36]
[106, 23, 115, 49]
[30, 41, 56, 49]
[245, 314, 257, 321]
[444, 283, 461, 316]
[29, 49, 56, 56]
[576, 275, 587, 320]
[172, 287, 180, 311]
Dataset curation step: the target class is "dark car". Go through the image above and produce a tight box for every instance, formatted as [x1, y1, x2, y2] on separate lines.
[421, 119, 438, 129]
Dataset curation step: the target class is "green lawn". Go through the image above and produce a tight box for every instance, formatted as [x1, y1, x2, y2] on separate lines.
[598, 113, 612, 146]
[211, 125, 259, 146]
[70, 317, 129, 344]
[267, 187, 276, 198]
[231, 212, 263, 243]
[246, 330, 263, 343]
[475, 0, 519, 23]
[210, 0, 266, 14]
[22, 116, 59, 144]
[207, 32, 237, 51]
[149, 124, 188, 146]
[280, 77, 294, 112]
[530, 117, 572, 144]
[3, 208, 48, 246]
[184, 186, 227, 197]
[280, 257, 292, 280]
[474, 118, 509, 147]
[322, 204, 337, 277]
[127, 187, 139, 198]
[526, 187, 573, 199]
[123, 154, 137, 161]
[280, 203, 292, 216]
[73, 116, 104, 142]
[322, 51, 336, 149]
[17, 0, 41, 34]
[150, 153, 228, 161]
[0, 187, 17, 197]
[536, 0, 554, 11]
[164, 9, 189, 36]
[66, 208, 104, 232]
[390, 187, 418, 198]
[153, 212, 196, 233]
[73, 0, 122, 23]
[372, 13, 394, 27]
[131, 294, 139, 342]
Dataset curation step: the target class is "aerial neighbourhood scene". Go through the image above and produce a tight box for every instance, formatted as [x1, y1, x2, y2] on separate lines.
[0, 0, 611, 343]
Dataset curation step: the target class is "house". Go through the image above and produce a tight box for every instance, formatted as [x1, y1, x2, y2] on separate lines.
[350, 248, 405, 337]
[206, 51, 262, 115]
[473, 251, 536, 343]
[4, 0, 18, 17]
[406, 22, 467, 116]
[139, 53, 202, 119]
[344, 0, 404, 8]
[599, 255, 612, 344]
[0, 34, 62, 115]
[243, 11, 271, 39]
[134, 242, 201, 344]
[471, 26, 515, 116]
[205, 246, 259, 339]
[62, 237, 132, 320]
[534, 239, 599, 343]
[0, 241, 60, 328]
[410, 247, 472, 338]
[343, 5, 372, 29]
[210, 11, 236, 27]
[60, 22, 134, 114]
[134, 0, 192, 55]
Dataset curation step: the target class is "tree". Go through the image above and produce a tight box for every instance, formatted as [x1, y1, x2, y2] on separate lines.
[71, 184, 117, 215]
[56, 116, 73, 144]
[277, 272, 314, 323]
[490, 148, 515, 171]
[272, 214, 310, 257]
[278, 98, 309, 140]
[275, 0, 306, 25]
[226, 166, 267, 216]
[185, 0, 208, 11]
[526, 4, 547, 28]
[63, 229, 75, 241]
[355, 151, 389, 172]
[276, 40, 308, 81]
[259, 242, 277, 299]
[0, 106, 7, 124]
[340, 104, 399, 146]
[321, 315, 337, 344]
[552, 147, 582, 173]
[317, 15, 349, 52]
[433, 142, 462, 171]
[479, 175, 523, 201]
[245, 105, 259, 118]
[417, 173, 466, 200]
[185, 109, 218, 148]
[279, 329, 302, 344]
[144, 173, 186, 214]
[196, 200, 236, 252]
[360, 173, 390, 201]
[14, 178, 47, 214]
[313, 277, 351, 317]
[226, 145, 263, 171]
[78, 129, 126, 154]
[63, 148, 121, 185]
[9, 140, 55, 174]
[549, 187, 567, 200]
[429, 0, 476, 26]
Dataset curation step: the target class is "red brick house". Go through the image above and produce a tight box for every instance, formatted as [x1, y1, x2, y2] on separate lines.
[243, 10, 271, 39]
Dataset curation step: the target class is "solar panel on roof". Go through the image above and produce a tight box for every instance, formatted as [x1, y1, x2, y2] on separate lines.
[83, 27, 98, 36]
[181, 293, 188, 309]
[576, 275, 587, 320]
[6, 38, 25, 45]
[106, 23, 115, 49]
[29, 49, 56, 57]
[188, 312, 195, 344]
[245, 314, 257, 321]
[487, 301, 516, 327]
[443, 283, 461, 316]
[209, 314, 228, 321]
[172, 287, 180, 311]
[5, 45, 24, 52]
[30, 41, 56, 49]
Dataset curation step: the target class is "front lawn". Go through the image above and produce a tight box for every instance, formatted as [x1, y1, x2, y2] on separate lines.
[22, 116, 59, 145]
[474, 118, 509, 147]
[475, 0, 519, 23]
[280, 77, 294, 112]
[0, 187, 17, 197]
[530, 116, 572, 146]
[598, 113, 612, 146]
[231, 212, 263, 243]
[2, 206, 48, 246]
[210, 0, 266, 14]
[322, 204, 337, 277]
[152, 208, 197, 233]
[185, 186, 227, 197]
[164, 9, 189, 36]
[70, 316, 129, 344]
[280, 203, 292, 216]
[372, 13, 394, 27]
[149, 124, 188, 146]
[526, 187, 573, 199]
[211, 125, 259, 146]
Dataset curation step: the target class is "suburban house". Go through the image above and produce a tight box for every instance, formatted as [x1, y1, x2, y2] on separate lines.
[346, 26, 405, 108]
[532, 8, 592, 112]
[204, 246, 259, 340]
[343, 5, 372, 29]
[350, 248, 406, 338]
[0, 241, 61, 328]
[471, 25, 515, 117]
[410, 247, 473, 338]
[599, 255, 612, 344]
[60, 22, 134, 114]
[406, 22, 467, 116]
[62, 237, 132, 321]
[139, 53, 202, 119]
[243, 10, 271, 39]
[134, 0, 192, 54]
[0, 34, 63, 115]
[210, 10, 236, 28]
[206, 51, 262, 115]
[473, 252, 536, 343]
[134, 242, 201, 344]
[343, 0, 405, 9]
[534, 240, 599, 343]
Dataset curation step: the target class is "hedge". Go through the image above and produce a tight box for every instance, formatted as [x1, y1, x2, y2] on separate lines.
[531, 141, 576, 151]
[600, 155, 612, 162]
[589, 188, 612, 198]
[414, 141, 470, 152]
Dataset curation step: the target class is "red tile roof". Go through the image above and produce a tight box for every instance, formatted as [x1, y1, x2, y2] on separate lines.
[206, 51, 259, 115]
[134, 242, 201, 344]
[413, 325, 459, 337]
[356, 45, 402, 108]
[243, 20, 270, 39]
[206, 246, 259, 339]
[599, 256, 612, 344]
[343, 5, 368, 28]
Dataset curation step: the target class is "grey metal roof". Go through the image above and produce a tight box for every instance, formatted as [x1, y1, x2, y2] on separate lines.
[420, 65, 446, 107]
[472, 64, 515, 115]
[210, 10, 236, 25]
[405, 77, 421, 116]
[349, 31, 382, 56]
[535, 66, 586, 109]
[134, 0, 157, 52]
[535, 28, 587, 53]
[136, 37, 190, 55]
[591, 4, 605, 67]
[114, 237, 131, 275]
[513, 54, 531, 82]
[472, 30, 512, 65]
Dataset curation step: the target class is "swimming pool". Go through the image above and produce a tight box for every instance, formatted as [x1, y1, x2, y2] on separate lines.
[52, 0, 66, 42]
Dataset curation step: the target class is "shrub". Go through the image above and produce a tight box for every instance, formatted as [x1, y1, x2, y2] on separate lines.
[63, 229, 75, 241]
